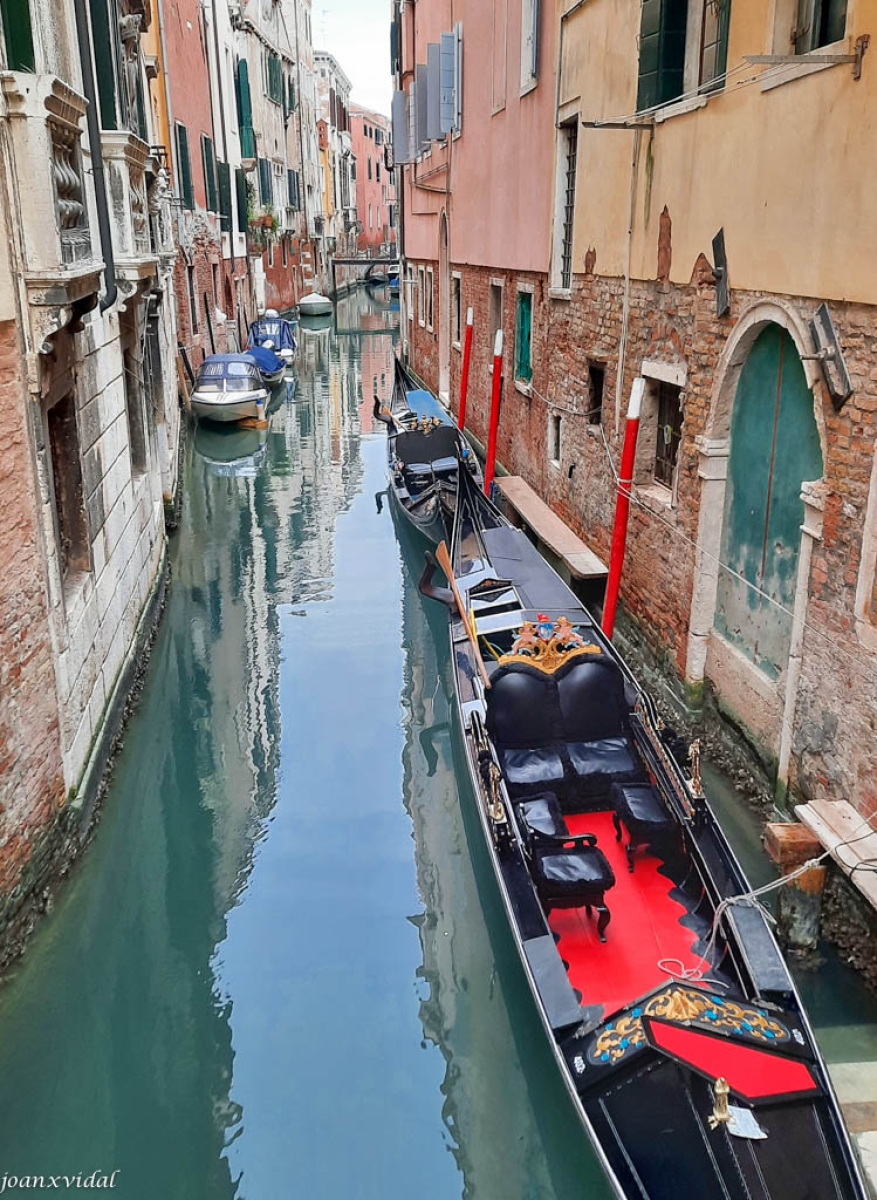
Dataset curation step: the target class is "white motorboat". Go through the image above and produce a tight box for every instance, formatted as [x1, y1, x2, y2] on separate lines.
[298, 292, 333, 317]
[190, 354, 269, 424]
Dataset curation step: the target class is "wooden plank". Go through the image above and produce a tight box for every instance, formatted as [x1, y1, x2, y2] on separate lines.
[496, 476, 608, 580]
[795, 801, 877, 910]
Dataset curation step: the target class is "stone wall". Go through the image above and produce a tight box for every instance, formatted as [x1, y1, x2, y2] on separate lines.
[0, 319, 66, 903]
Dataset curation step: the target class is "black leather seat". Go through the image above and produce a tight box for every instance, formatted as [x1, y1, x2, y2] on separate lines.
[518, 793, 616, 941]
[556, 658, 641, 804]
[610, 782, 677, 872]
[486, 667, 565, 797]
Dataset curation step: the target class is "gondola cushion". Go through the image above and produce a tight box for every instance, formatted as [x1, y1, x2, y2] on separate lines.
[517, 794, 566, 838]
[500, 747, 566, 787]
[556, 658, 629, 742]
[566, 738, 639, 782]
[534, 845, 615, 898]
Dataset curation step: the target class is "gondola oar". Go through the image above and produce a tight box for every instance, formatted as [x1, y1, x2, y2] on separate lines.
[435, 540, 492, 690]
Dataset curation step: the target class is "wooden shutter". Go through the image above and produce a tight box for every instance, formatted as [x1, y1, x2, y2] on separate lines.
[515, 292, 533, 384]
[175, 123, 194, 209]
[392, 91, 410, 163]
[2, 0, 35, 70]
[201, 135, 218, 212]
[637, 0, 687, 111]
[426, 43, 442, 141]
[415, 64, 428, 153]
[217, 161, 232, 231]
[287, 168, 300, 209]
[236, 59, 255, 157]
[235, 168, 249, 233]
[258, 157, 270, 205]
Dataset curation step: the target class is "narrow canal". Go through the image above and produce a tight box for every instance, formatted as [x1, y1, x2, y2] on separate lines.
[0, 292, 873, 1199]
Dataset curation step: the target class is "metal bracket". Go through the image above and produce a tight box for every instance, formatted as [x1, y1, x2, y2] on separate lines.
[745, 35, 870, 80]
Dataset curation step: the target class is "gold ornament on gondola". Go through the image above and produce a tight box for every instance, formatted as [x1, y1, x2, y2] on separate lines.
[498, 615, 602, 674]
[708, 1077, 731, 1130]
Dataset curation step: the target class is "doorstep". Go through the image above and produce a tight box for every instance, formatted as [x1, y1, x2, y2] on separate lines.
[795, 799, 877, 912]
[830, 1063, 877, 1198]
[496, 476, 608, 581]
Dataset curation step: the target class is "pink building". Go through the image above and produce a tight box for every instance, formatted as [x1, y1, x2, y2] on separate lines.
[392, 0, 556, 432]
[350, 105, 396, 257]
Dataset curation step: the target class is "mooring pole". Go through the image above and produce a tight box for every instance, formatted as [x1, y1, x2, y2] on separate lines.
[601, 376, 644, 639]
[484, 329, 503, 495]
[458, 306, 474, 431]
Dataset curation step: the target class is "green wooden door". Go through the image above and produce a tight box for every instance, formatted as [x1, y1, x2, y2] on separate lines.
[714, 326, 822, 679]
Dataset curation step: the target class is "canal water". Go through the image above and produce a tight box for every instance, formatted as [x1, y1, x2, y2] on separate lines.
[0, 289, 873, 1199]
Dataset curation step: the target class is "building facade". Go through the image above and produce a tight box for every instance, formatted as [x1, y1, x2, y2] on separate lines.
[0, 0, 179, 956]
[350, 104, 396, 257]
[315, 51, 356, 272]
[399, 0, 877, 835]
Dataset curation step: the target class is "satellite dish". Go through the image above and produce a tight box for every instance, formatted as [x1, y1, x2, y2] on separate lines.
[807, 303, 852, 410]
[712, 228, 730, 317]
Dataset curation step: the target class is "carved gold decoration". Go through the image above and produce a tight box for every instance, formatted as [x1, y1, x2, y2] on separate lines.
[587, 986, 791, 1067]
[708, 1077, 731, 1130]
[689, 738, 703, 797]
[498, 616, 601, 674]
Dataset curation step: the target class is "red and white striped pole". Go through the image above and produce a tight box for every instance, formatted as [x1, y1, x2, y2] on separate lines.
[601, 377, 644, 639]
[484, 329, 503, 495]
[457, 307, 474, 432]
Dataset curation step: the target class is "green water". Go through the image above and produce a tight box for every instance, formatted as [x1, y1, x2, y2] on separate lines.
[0, 294, 610, 1199]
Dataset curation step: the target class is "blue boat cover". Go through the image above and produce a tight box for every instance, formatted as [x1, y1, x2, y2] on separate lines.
[248, 317, 297, 354]
[247, 345, 285, 376]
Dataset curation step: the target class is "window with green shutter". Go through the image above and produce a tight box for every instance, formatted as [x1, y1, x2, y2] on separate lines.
[235, 168, 249, 233]
[637, 0, 688, 111]
[235, 59, 255, 158]
[175, 122, 194, 209]
[201, 134, 218, 212]
[2, 0, 36, 71]
[515, 291, 533, 385]
[258, 157, 271, 205]
[217, 161, 232, 231]
[287, 169, 300, 210]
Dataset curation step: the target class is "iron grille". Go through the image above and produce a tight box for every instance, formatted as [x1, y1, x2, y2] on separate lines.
[654, 381, 683, 488]
[560, 123, 577, 290]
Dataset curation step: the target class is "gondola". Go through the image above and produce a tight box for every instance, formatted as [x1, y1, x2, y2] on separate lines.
[373, 358, 482, 545]
[418, 462, 868, 1200]
[247, 309, 297, 365]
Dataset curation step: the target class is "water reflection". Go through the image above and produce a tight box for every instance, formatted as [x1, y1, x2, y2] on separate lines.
[0, 288, 612, 1200]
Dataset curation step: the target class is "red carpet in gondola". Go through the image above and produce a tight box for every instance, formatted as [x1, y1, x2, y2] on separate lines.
[548, 811, 702, 1018]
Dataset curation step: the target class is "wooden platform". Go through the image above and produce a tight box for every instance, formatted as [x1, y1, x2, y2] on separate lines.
[495, 476, 608, 581]
[795, 799, 877, 910]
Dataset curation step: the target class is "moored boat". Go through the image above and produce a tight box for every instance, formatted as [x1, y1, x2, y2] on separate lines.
[298, 292, 333, 317]
[417, 463, 869, 1200]
[246, 343, 287, 388]
[374, 358, 482, 545]
[247, 310, 297, 365]
[190, 354, 268, 424]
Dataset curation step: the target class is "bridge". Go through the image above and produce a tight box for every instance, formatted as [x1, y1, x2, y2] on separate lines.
[330, 256, 399, 292]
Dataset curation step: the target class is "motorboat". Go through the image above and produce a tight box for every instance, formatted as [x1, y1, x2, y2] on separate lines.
[414, 463, 870, 1200]
[247, 311, 297, 365]
[298, 292, 333, 317]
[246, 344, 287, 388]
[190, 354, 268, 424]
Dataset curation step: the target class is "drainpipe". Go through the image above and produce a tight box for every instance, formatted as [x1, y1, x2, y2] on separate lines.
[208, 0, 235, 281]
[74, 0, 117, 311]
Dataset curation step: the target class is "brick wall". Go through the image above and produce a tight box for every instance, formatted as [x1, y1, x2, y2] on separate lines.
[0, 320, 66, 899]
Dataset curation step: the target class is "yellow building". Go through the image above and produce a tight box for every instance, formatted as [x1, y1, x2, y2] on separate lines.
[541, 0, 877, 837]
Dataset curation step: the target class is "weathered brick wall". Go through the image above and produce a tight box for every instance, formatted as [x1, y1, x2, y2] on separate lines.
[174, 225, 228, 372]
[407, 259, 877, 818]
[0, 320, 66, 898]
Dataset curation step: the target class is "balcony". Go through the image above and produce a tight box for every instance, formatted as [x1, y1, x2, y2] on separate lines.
[101, 131, 158, 281]
[0, 72, 101, 340]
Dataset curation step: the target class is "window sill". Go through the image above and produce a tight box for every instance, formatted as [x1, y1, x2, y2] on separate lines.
[453, 340, 461, 352]
[548, 458, 561, 471]
[759, 41, 847, 93]
[514, 379, 532, 397]
[520, 77, 538, 98]
[652, 94, 708, 124]
[635, 481, 676, 515]
[548, 286, 571, 301]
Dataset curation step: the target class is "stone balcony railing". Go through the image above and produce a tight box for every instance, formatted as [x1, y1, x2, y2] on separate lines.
[102, 131, 158, 280]
[0, 73, 100, 324]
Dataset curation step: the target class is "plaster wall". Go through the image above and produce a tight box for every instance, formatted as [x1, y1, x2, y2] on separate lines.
[399, 0, 556, 273]
[560, 0, 877, 303]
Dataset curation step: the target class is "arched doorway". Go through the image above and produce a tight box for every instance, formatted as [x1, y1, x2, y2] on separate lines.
[714, 324, 823, 679]
[438, 211, 450, 401]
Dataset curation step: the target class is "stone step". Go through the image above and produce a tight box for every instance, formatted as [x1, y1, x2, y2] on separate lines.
[830, 1062, 877, 1197]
